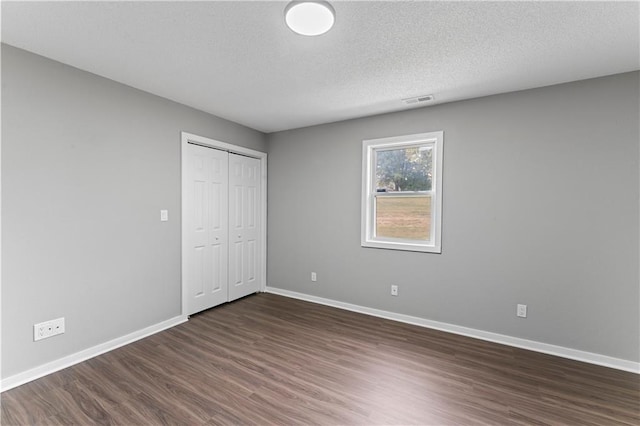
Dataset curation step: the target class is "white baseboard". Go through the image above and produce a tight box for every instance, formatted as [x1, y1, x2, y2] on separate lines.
[265, 286, 639, 374]
[0, 315, 188, 392]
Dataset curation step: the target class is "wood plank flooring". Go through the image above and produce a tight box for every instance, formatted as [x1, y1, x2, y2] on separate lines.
[2, 293, 638, 425]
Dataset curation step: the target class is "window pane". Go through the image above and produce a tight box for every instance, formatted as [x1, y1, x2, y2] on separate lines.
[375, 195, 431, 241]
[376, 146, 432, 192]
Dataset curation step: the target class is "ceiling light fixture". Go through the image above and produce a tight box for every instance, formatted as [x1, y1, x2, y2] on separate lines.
[285, 1, 335, 36]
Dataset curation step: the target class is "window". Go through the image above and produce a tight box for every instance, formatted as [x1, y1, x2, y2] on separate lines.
[361, 131, 443, 253]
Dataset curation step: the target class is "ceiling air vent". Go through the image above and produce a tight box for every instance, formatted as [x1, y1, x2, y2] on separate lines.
[402, 94, 434, 105]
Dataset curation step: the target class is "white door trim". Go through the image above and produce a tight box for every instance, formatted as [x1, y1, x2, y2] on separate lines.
[181, 132, 267, 317]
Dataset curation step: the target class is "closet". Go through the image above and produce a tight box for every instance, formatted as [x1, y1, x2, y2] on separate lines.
[183, 140, 262, 315]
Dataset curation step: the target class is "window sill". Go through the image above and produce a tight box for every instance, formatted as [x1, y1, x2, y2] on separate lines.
[361, 239, 441, 254]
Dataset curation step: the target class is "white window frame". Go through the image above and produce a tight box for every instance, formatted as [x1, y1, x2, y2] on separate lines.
[361, 131, 444, 253]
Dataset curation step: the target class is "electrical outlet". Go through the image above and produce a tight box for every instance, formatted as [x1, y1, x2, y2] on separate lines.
[517, 304, 527, 318]
[391, 285, 399, 296]
[311, 272, 317, 282]
[34, 318, 65, 341]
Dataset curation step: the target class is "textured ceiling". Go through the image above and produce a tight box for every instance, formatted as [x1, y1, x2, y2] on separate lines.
[2, 1, 639, 133]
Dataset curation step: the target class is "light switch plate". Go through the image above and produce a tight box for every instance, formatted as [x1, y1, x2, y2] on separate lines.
[160, 210, 169, 221]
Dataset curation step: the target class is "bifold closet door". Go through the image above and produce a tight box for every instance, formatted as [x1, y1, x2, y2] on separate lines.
[228, 153, 261, 301]
[185, 144, 229, 315]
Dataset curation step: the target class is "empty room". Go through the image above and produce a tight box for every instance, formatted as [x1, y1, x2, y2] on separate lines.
[1, 1, 639, 425]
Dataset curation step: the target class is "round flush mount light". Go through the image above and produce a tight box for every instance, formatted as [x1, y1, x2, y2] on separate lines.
[285, 1, 335, 36]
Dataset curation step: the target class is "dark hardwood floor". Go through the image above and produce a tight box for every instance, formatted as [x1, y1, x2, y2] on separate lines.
[1, 293, 638, 425]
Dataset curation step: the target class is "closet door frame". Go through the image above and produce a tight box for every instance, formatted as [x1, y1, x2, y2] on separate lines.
[180, 132, 267, 317]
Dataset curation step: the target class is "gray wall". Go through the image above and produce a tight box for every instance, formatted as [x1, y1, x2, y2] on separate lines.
[1, 45, 266, 378]
[2, 43, 638, 381]
[267, 72, 640, 362]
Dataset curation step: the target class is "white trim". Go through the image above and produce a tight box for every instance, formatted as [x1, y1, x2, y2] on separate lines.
[0, 315, 187, 393]
[361, 131, 443, 253]
[265, 286, 640, 374]
[180, 132, 268, 317]
[182, 131, 266, 159]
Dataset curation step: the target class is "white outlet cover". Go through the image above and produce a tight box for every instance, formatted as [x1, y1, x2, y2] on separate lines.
[517, 304, 527, 318]
[34, 317, 65, 341]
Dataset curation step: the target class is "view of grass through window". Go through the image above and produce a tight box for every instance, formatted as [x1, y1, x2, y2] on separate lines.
[376, 196, 431, 240]
[374, 145, 433, 240]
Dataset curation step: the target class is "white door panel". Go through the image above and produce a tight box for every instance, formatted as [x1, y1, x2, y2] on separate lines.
[228, 153, 261, 301]
[185, 144, 228, 315]
[183, 137, 263, 314]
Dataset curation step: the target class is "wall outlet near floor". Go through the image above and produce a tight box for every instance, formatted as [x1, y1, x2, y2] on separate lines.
[311, 272, 317, 282]
[34, 317, 65, 341]
[517, 304, 527, 318]
[391, 285, 399, 296]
